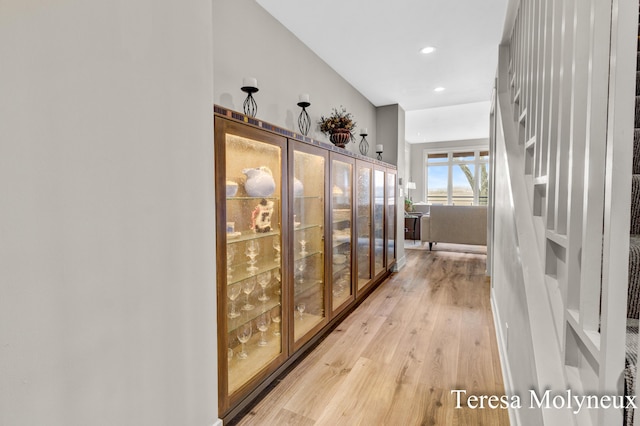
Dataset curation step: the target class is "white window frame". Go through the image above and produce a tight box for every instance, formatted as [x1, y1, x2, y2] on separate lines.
[423, 148, 489, 205]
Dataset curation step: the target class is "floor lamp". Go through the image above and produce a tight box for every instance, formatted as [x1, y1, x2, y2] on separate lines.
[406, 181, 416, 201]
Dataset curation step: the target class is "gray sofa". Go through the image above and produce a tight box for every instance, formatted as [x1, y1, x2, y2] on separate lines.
[420, 205, 487, 250]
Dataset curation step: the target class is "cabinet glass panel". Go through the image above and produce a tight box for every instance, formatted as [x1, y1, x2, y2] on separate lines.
[373, 169, 385, 275]
[224, 134, 283, 395]
[386, 172, 396, 265]
[293, 150, 325, 342]
[357, 165, 372, 290]
[332, 159, 353, 310]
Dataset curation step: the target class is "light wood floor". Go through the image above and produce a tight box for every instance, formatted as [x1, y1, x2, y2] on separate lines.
[232, 249, 510, 426]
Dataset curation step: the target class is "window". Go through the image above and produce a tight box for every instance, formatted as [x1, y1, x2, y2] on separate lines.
[425, 150, 489, 205]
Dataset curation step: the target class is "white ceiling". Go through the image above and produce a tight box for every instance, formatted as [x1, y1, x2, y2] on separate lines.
[256, 0, 510, 143]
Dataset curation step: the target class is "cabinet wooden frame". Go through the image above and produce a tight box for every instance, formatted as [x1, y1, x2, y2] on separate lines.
[386, 168, 397, 271]
[288, 140, 331, 352]
[214, 116, 290, 416]
[372, 165, 388, 281]
[354, 160, 375, 298]
[329, 152, 357, 318]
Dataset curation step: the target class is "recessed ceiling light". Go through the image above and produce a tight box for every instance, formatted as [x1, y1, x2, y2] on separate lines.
[420, 46, 436, 55]
[434, 87, 445, 92]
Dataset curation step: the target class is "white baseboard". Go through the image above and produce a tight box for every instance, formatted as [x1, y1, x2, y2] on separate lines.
[211, 419, 223, 426]
[491, 290, 521, 426]
[393, 254, 407, 271]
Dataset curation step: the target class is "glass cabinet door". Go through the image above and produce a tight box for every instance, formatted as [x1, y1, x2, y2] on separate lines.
[215, 118, 287, 414]
[331, 156, 354, 313]
[386, 170, 397, 268]
[291, 143, 327, 348]
[373, 168, 386, 276]
[356, 163, 373, 293]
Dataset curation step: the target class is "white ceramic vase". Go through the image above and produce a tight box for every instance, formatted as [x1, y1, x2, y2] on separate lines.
[243, 166, 276, 197]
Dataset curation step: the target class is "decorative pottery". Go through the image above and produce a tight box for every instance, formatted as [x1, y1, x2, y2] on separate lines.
[252, 199, 274, 233]
[226, 180, 238, 197]
[329, 129, 351, 148]
[243, 166, 276, 197]
[293, 177, 304, 197]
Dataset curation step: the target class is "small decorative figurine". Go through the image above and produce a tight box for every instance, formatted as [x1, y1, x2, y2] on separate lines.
[252, 199, 274, 233]
[243, 166, 276, 197]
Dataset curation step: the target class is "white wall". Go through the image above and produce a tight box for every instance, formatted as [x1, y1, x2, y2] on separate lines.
[375, 104, 406, 268]
[0, 2, 218, 425]
[409, 138, 489, 203]
[213, 0, 377, 159]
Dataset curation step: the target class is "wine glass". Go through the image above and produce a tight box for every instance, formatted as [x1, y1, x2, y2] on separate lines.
[257, 271, 271, 302]
[272, 305, 281, 336]
[245, 240, 260, 274]
[272, 237, 281, 264]
[242, 278, 256, 311]
[299, 239, 307, 256]
[297, 303, 306, 320]
[257, 313, 271, 346]
[295, 260, 306, 285]
[245, 240, 260, 256]
[236, 323, 252, 359]
[227, 245, 236, 280]
[228, 284, 241, 318]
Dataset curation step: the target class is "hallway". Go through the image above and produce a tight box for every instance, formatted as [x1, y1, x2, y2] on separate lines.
[232, 249, 509, 425]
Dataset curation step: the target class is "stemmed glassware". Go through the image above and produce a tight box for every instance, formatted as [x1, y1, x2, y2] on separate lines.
[227, 245, 236, 281]
[242, 278, 256, 311]
[236, 323, 252, 359]
[299, 239, 307, 257]
[228, 284, 241, 318]
[257, 271, 271, 302]
[296, 303, 306, 320]
[256, 312, 271, 346]
[272, 237, 281, 264]
[245, 240, 260, 275]
[295, 260, 306, 285]
[272, 305, 281, 336]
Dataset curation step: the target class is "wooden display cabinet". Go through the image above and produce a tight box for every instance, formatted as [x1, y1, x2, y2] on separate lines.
[355, 161, 374, 296]
[373, 167, 386, 278]
[329, 153, 356, 317]
[214, 117, 289, 416]
[386, 169, 397, 270]
[214, 106, 397, 420]
[289, 141, 330, 351]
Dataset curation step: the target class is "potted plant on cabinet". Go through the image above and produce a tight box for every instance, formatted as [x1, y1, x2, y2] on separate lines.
[318, 106, 357, 148]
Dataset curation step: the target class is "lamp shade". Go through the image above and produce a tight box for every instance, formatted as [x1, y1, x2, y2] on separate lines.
[406, 182, 416, 190]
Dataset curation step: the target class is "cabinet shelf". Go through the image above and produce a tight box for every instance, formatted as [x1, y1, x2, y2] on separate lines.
[228, 330, 281, 395]
[294, 195, 323, 201]
[227, 261, 280, 286]
[226, 229, 281, 244]
[293, 223, 322, 232]
[227, 196, 280, 202]
[294, 279, 323, 297]
[227, 300, 281, 333]
[293, 249, 323, 262]
[332, 218, 352, 225]
[293, 313, 323, 341]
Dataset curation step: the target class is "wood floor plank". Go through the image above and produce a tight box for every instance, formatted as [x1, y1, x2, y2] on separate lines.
[281, 315, 387, 420]
[232, 249, 510, 426]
